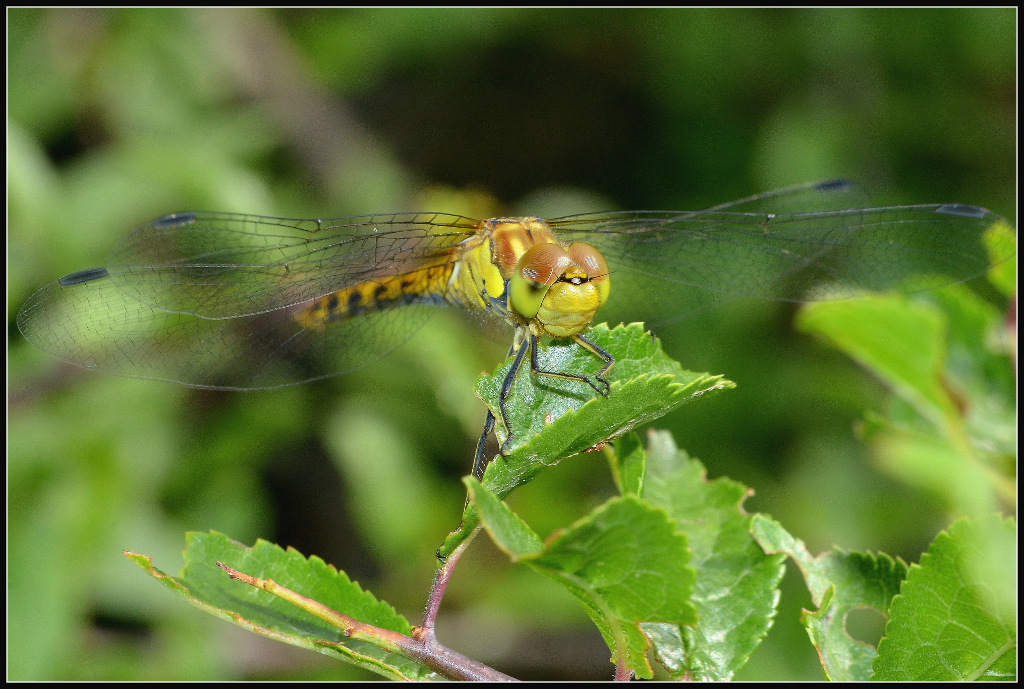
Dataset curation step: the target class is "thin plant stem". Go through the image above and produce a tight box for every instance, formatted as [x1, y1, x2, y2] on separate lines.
[218, 560, 515, 681]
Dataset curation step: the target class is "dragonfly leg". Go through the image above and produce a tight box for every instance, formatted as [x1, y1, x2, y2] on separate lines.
[529, 332, 614, 396]
[488, 331, 615, 460]
[496, 335, 532, 456]
[470, 409, 496, 480]
[571, 332, 614, 395]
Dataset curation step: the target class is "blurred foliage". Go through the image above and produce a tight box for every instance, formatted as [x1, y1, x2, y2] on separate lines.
[7, 7, 1015, 681]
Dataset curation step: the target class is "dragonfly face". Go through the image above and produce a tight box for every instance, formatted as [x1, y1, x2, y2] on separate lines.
[506, 237, 611, 338]
[453, 216, 611, 339]
[16, 180, 1014, 471]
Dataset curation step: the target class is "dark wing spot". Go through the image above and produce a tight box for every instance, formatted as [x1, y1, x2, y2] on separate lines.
[935, 203, 988, 219]
[152, 212, 197, 229]
[58, 267, 110, 286]
[814, 179, 854, 192]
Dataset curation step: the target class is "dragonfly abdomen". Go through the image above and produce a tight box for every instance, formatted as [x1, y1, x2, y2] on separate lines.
[294, 263, 457, 329]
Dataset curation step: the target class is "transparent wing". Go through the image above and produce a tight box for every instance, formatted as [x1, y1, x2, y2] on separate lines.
[17, 182, 1015, 389]
[703, 179, 870, 214]
[17, 212, 485, 389]
[17, 272, 445, 389]
[549, 181, 1015, 323]
[104, 212, 483, 317]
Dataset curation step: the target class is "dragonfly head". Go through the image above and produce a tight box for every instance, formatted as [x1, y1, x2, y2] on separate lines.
[509, 241, 610, 338]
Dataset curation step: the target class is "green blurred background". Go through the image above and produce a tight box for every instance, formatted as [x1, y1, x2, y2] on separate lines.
[7, 8, 1015, 680]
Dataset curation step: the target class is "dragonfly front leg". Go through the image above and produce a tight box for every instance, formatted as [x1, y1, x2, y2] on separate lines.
[496, 335, 532, 457]
[569, 332, 614, 395]
[529, 332, 614, 396]
[477, 330, 617, 473]
[470, 409, 496, 480]
[496, 332, 616, 456]
[471, 334, 528, 478]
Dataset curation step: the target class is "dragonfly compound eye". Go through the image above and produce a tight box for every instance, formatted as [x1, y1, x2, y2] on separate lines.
[568, 242, 610, 309]
[509, 243, 574, 319]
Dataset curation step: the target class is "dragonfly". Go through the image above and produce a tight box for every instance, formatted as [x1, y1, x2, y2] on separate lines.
[17, 180, 1014, 479]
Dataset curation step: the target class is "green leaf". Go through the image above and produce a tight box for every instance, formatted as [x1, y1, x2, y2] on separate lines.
[796, 294, 957, 427]
[923, 286, 1016, 458]
[983, 218, 1017, 297]
[797, 285, 1016, 515]
[867, 423, 1000, 517]
[608, 431, 646, 497]
[480, 323, 733, 489]
[470, 485, 697, 680]
[872, 515, 1016, 681]
[463, 477, 543, 558]
[751, 515, 909, 681]
[635, 431, 787, 680]
[439, 323, 734, 558]
[125, 531, 439, 681]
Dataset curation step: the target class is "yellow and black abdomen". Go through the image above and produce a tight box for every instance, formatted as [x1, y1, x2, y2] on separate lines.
[295, 262, 457, 329]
